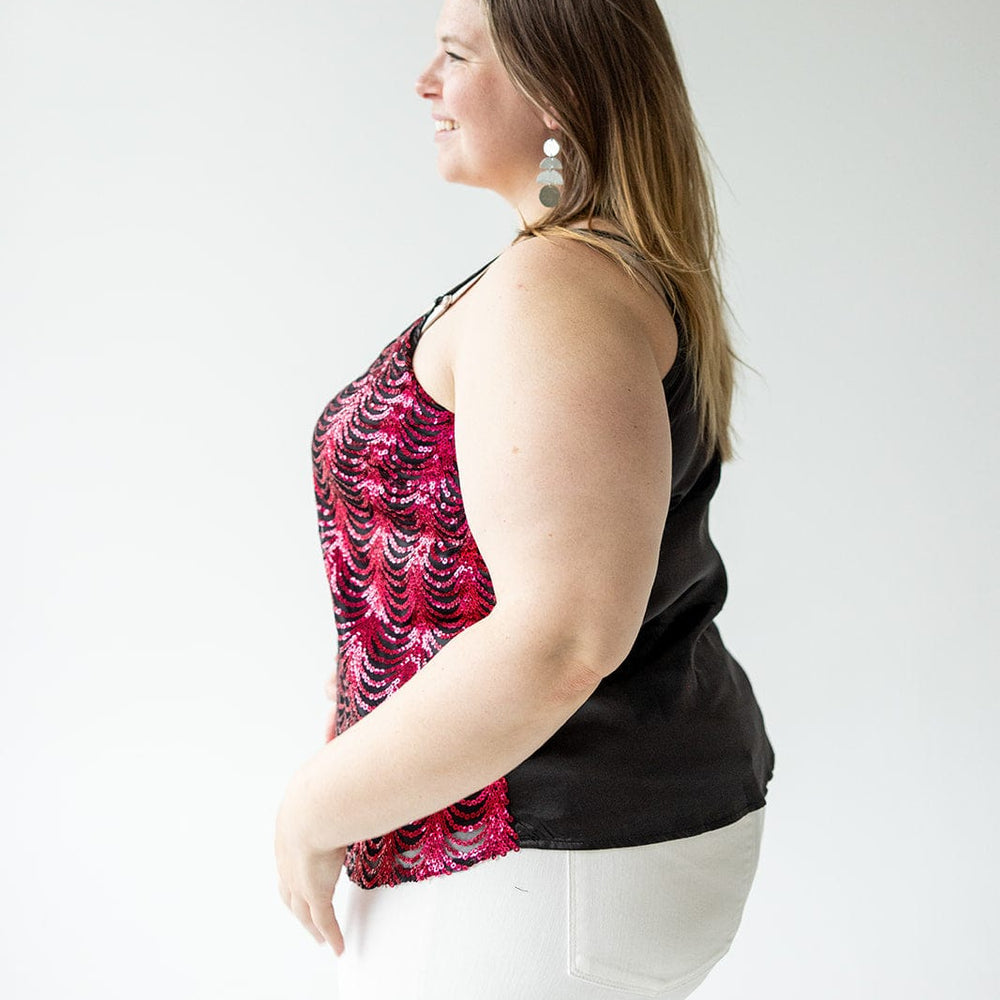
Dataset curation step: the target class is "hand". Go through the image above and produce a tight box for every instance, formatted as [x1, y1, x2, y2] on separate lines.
[275, 772, 348, 957]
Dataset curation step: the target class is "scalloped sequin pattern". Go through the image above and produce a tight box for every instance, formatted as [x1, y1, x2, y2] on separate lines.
[312, 314, 521, 889]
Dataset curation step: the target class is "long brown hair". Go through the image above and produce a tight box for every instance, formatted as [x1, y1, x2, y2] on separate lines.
[481, 0, 748, 462]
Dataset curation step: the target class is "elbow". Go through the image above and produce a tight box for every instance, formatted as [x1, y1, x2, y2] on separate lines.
[552, 659, 612, 701]
[489, 596, 641, 700]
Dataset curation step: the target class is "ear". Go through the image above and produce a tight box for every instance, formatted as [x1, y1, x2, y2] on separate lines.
[542, 80, 575, 131]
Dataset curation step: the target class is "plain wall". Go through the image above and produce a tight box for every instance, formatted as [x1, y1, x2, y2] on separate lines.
[1, 1, 997, 997]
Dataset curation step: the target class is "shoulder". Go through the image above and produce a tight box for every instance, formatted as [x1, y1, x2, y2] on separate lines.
[483, 232, 630, 312]
[458, 233, 651, 369]
[450, 229, 680, 390]
[449, 234, 670, 430]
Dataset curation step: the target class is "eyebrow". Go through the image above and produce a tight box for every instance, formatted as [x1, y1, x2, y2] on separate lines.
[439, 33, 472, 47]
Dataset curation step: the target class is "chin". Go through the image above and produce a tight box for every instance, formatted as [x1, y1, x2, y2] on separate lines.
[435, 159, 493, 192]
[436, 160, 468, 185]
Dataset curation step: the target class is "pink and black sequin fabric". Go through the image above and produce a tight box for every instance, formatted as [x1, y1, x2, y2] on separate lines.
[312, 309, 520, 890]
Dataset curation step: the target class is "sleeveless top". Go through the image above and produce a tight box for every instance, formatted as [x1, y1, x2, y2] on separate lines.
[312, 230, 775, 890]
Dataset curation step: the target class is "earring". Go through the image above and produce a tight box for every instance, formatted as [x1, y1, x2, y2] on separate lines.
[537, 136, 563, 208]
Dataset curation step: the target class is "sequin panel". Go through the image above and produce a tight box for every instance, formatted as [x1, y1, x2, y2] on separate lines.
[312, 314, 521, 889]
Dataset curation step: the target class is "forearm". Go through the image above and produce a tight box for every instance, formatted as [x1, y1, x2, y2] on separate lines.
[293, 608, 601, 851]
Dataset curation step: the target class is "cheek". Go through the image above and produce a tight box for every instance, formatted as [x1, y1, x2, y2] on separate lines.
[449, 78, 487, 122]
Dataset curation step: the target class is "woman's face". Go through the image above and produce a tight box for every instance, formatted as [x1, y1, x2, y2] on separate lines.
[415, 0, 555, 213]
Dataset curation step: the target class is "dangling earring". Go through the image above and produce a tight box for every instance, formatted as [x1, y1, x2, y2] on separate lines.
[537, 136, 563, 208]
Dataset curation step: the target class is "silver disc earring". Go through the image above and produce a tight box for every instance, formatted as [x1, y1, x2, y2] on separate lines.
[537, 136, 563, 208]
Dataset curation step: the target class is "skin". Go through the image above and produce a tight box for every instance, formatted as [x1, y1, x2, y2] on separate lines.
[416, 0, 559, 225]
[276, 0, 677, 958]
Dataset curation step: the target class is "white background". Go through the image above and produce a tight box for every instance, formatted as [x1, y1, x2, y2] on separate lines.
[1, 1, 997, 996]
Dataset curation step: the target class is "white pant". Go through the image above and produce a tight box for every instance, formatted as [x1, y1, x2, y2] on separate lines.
[331, 805, 766, 999]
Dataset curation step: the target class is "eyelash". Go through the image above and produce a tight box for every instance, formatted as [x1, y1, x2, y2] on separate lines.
[445, 50, 464, 62]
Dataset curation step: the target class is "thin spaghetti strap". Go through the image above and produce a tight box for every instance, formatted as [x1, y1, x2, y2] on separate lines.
[573, 228, 635, 246]
[434, 255, 501, 306]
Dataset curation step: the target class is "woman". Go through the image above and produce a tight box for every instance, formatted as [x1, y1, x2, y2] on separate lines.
[275, 0, 775, 996]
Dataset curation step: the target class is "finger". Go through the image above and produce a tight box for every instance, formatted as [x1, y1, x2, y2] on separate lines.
[290, 895, 325, 945]
[309, 898, 345, 956]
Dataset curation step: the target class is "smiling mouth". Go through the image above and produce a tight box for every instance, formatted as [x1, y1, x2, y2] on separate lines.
[435, 119, 460, 132]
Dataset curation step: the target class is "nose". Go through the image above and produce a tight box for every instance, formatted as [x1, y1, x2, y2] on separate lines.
[415, 56, 441, 100]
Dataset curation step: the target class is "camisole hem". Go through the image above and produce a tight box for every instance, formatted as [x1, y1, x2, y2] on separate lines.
[511, 794, 771, 851]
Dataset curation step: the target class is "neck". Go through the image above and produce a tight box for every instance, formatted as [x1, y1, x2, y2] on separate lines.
[508, 183, 550, 229]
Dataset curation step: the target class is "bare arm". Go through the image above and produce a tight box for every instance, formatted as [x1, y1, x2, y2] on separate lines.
[294, 236, 673, 850]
